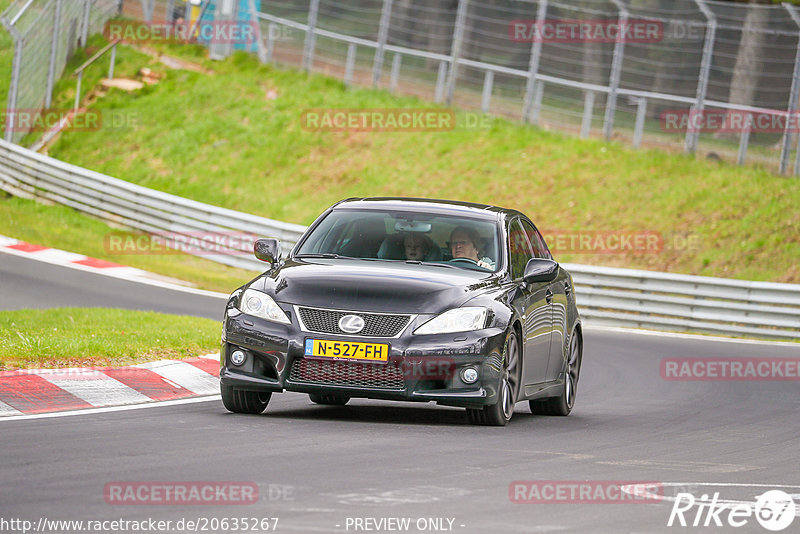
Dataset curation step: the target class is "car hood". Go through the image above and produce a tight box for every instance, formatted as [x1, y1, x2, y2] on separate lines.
[251, 258, 501, 314]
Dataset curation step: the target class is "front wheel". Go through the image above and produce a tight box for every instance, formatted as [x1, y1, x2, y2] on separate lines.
[221, 384, 271, 414]
[530, 330, 582, 416]
[467, 330, 521, 426]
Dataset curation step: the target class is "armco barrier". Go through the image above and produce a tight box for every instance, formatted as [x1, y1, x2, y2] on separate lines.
[0, 139, 305, 272]
[0, 139, 797, 340]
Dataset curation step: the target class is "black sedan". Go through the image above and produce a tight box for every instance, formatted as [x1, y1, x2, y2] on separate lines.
[220, 198, 582, 426]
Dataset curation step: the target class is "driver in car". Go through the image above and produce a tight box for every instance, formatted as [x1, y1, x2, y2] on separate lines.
[449, 226, 495, 270]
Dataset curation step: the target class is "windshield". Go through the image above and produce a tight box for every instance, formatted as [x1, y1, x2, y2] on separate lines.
[295, 209, 502, 272]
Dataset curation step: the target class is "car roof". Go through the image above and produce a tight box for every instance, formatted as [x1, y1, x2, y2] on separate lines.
[332, 197, 516, 221]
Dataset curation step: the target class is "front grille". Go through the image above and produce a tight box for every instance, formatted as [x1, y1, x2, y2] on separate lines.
[290, 358, 405, 390]
[297, 307, 410, 337]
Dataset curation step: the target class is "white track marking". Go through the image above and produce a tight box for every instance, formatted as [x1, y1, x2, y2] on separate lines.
[0, 399, 23, 416]
[27, 248, 85, 263]
[36, 369, 151, 407]
[0, 395, 221, 422]
[137, 360, 219, 395]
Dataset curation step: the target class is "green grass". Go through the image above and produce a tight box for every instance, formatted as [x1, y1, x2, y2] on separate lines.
[0, 193, 258, 293]
[36, 40, 798, 283]
[0, 307, 220, 370]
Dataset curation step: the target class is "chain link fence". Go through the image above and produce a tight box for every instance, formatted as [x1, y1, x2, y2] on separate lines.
[4, 0, 800, 174]
[250, 0, 800, 176]
[1, 0, 120, 143]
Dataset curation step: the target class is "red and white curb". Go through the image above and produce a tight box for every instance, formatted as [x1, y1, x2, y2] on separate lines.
[0, 354, 220, 417]
[0, 235, 227, 297]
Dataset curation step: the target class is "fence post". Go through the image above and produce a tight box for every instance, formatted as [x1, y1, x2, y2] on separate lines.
[372, 0, 393, 87]
[80, 0, 91, 47]
[266, 23, 275, 63]
[3, 29, 22, 142]
[685, 0, 716, 154]
[445, 0, 469, 105]
[389, 53, 401, 92]
[75, 72, 83, 112]
[344, 43, 356, 86]
[737, 113, 752, 165]
[481, 70, 494, 113]
[581, 90, 595, 139]
[603, 0, 628, 140]
[523, 0, 547, 122]
[108, 42, 117, 79]
[633, 97, 647, 148]
[45, 0, 64, 109]
[303, 0, 320, 72]
[781, 3, 800, 176]
[435, 60, 447, 103]
[248, 0, 268, 64]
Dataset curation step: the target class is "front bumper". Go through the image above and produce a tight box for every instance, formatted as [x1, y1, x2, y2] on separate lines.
[219, 310, 508, 408]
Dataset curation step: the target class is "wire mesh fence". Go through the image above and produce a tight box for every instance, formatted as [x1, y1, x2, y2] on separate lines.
[1, 0, 120, 144]
[4, 0, 800, 175]
[251, 0, 800, 176]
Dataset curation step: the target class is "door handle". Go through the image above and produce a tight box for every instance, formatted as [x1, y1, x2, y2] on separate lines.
[545, 289, 553, 304]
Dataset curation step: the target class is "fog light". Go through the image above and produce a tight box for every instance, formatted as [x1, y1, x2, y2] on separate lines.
[230, 349, 247, 366]
[461, 366, 479, 384]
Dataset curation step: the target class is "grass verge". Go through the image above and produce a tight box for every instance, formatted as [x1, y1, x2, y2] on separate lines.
[35, 38, 798, 283]
[0, 307, 220, 370]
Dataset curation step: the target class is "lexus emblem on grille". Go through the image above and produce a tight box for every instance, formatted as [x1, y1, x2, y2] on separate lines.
[338, 314, 365, 334]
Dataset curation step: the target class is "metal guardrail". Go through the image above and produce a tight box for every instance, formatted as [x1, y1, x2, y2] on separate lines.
[0, 139, 797, 340]
[0, 139, 305, 272]
[563, 263, 800, 340]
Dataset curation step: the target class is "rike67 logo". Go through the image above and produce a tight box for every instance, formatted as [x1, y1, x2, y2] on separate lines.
[667, 488, 797, 531]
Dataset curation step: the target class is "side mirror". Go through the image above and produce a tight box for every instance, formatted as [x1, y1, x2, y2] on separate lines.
[523, 258, 559, 283]
[254, 238, 281, 264]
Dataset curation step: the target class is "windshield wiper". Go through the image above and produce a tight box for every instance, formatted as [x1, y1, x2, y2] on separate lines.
[294, 253, 342, 259]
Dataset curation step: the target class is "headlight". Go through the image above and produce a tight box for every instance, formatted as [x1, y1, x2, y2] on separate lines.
[413, 307, 488, 335]
[238, 288, 291, 324]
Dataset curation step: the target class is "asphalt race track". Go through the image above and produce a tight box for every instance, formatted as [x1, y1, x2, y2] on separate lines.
[0, 253, 225, 320]
[1, 253, 799, 533]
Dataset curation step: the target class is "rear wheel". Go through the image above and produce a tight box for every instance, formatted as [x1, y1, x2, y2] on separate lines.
[309, 393, 350, 406]
[221, 384, 271, 414]
[467, 330, 521, 426]
[530, 330, 581, 416]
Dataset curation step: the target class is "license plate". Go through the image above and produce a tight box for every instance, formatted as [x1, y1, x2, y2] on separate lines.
[304, 339, 389, 362]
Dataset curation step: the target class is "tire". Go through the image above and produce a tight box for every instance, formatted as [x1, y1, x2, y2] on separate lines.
[467, 330, 521, 426]
[221, 384, 271, 414]
[309, 393, 350, 406]
[530, 330, 582, 416]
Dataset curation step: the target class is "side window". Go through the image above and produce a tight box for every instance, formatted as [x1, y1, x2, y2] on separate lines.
[508, 219, 534, 280]
[521, 219, 551, 259]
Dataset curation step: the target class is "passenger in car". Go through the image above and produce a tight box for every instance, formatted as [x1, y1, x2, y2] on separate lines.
[449, 226, 495, 269]
[404, 233, 432, 261]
